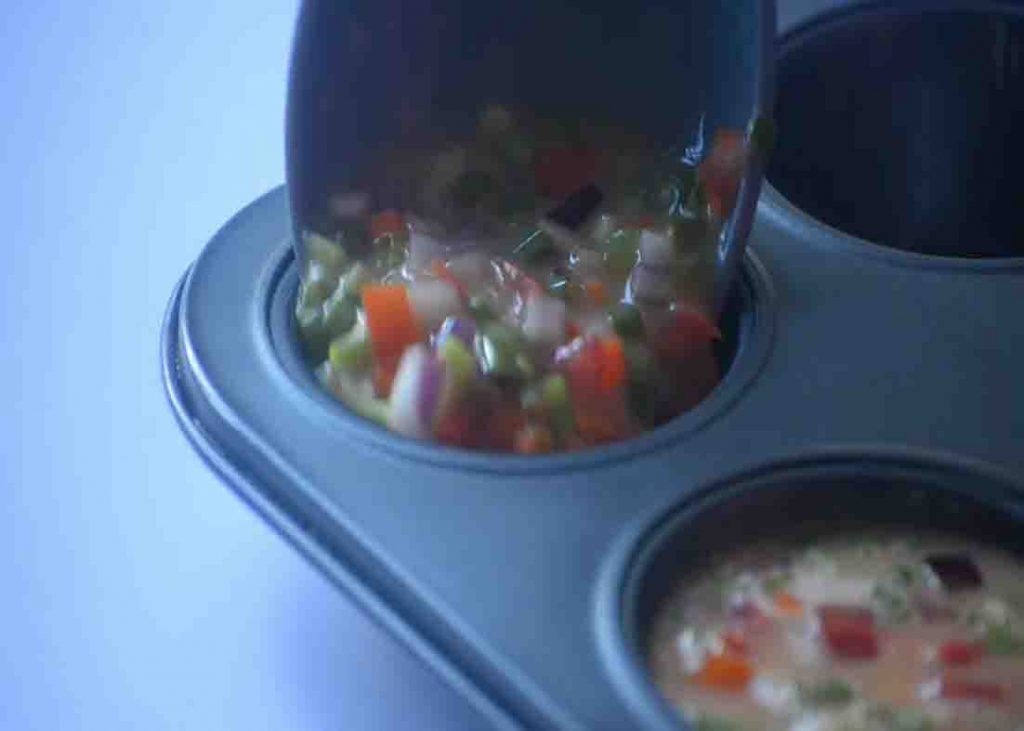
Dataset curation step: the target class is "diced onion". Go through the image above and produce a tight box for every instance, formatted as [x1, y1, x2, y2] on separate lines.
[628, 264, 674, 303]
[408, 229, 446, 271]
[387, 345, 433, 438]
[522, 294, 567, 348]
[639, 229, 673, 267]
[408, 279, 462, 333]
[447, 251, 496, 287]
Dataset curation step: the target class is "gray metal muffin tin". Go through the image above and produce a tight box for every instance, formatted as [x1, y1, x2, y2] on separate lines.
[162, 2, 1024, 729]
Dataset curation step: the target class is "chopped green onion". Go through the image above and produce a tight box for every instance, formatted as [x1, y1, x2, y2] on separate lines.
[540, 374, 574, 438]
[512, 229, 558, 265]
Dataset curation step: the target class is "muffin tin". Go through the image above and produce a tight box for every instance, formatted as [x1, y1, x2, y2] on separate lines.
[162, 1, 1024, 729]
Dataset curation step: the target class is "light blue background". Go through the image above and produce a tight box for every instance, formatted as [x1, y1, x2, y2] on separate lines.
[0, 2, 485, 728]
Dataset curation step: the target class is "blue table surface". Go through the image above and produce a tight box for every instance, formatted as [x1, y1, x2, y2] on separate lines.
[0, 2, 488, 729]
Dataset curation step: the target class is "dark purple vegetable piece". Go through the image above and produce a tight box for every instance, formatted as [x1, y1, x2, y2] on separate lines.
[545, 183, 603, 230]
[926, 553, 983, 591]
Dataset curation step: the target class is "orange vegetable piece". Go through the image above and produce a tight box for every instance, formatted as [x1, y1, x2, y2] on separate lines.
[598, 337, 626, 391]
[362, 284, 421, 397]
[773, 591, 804, 617]
[584, 279, 607, 306]
[692, 653, 753, 691]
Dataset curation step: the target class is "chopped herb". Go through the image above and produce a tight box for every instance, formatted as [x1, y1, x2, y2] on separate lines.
[799, 678, 854, 707]
[985, 623, 1024, 655]
[868, 704, 935, 731]
[691, 713, 746, 731]
[762, 572, 789, 595]
[871, 581, 912, 623]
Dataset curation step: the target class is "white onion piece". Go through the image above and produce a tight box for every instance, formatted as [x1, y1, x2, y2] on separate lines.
[639, 229, 673, 267]
[521, 294, 567, 348]
[447, 251, 495, 287]
[628, 264, 674, 304]
[387, 344, 431, 438]
[408, 279, 461, 334]
[408, 229, 446, 271]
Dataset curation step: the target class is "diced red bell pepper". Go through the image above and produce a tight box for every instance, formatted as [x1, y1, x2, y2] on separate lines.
[939, 640, 985, 667]
[721, 629, 749, 657]
[698, 129, 748, 217]
[369, 209, 406, 240]
[563, 337, 633, 444]
[817, 605, 879, 659]
[533, 147, 600, 200]
[656, 306, 722, 363]
[434, 397, 473, 447]
[940, 677, 1005, 704]
[484, 398, 527, 452]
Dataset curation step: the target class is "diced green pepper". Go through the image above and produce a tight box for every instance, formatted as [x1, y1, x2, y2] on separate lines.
[296, 305, 331, 363]
[439, 336, 476, 388]
[467, 295, 497, 322]
[341, 262, 371, 298]
[669, 212, 710, 255]
[328, 326, 371, 373]
[602, 228, 640, 275]
[321, 287, 357, 338]
[868, 705, 935, 731]
[871, 581, 912, 623]
[762, 571, 789, 595]
[623, 341, 658, 428]
[540, 373, 574, 437]
[303, 230, 348, 279]
[609, 303, 644, 340]
[475, 324, 534, 381]
[297, 274, 333, 311]
[799, 678, 854, 707]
